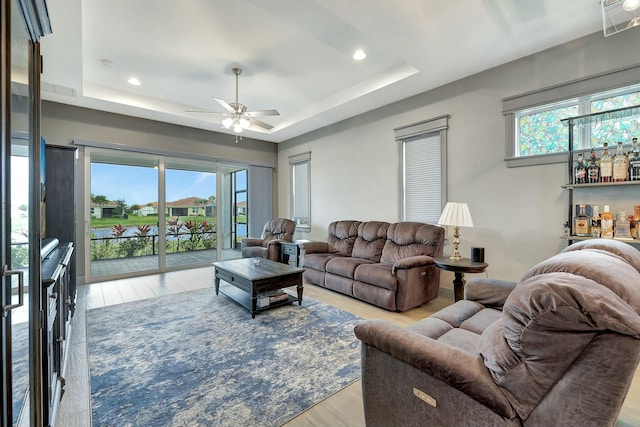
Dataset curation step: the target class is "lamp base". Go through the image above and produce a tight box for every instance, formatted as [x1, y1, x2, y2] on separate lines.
[449, 226, 463, 260]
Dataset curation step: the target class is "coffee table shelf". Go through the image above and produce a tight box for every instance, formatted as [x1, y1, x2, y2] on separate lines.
[219, 283, 299, 313]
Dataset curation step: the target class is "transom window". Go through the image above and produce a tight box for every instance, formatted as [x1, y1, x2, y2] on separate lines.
[508, 82, 640, 165]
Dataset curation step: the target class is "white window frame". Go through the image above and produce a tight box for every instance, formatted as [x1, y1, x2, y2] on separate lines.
[503, 65, 640, 167]
[289, 152, 311, 231]
[396, 116, 448, 224]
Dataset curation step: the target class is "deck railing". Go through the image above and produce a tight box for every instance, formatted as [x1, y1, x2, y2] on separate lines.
[90, 231, 217, 261]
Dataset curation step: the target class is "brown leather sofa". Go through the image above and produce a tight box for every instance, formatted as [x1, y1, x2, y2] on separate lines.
[355, 239, 640, 427]
[240, 218, 296, 262]
[301, 220, 445, 311]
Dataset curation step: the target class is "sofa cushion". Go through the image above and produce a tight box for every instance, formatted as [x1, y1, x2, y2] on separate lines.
[327, 220, 361, 256]
[352, 221, 390, 262]
[303, 253, 340, 271]
[326, 257, 373, 279]
[354, 263, 397, 291]
[381, 222, 444, 264]
[521, 249, 640, 312]
[560, 237, 640, 273]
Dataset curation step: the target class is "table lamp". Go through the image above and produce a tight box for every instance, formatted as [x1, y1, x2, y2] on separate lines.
[437, 202, 474, 260]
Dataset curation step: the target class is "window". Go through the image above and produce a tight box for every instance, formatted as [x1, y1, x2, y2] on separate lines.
[396, 116, 448, 224]
[503, 65, 640, 167]
[289, 152, 311, 230]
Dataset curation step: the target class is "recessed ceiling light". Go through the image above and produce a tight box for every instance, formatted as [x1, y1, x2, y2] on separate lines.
[353, 49, 367, 61]
[128, 77, 141, 86]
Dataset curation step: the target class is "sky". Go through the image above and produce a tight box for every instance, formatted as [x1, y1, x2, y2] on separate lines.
[91, 163, 221, 206]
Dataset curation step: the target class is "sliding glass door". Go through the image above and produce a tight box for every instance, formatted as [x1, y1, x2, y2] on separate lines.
[86, 151, 251, 280]
[89, 152, 159, 278]
[165, 159, 217, 269]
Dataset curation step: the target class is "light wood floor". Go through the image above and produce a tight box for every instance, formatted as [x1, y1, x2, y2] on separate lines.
[56, 267, 640, 427]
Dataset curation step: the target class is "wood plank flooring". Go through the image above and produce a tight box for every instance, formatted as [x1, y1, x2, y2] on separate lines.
[56, 267, 640, 427]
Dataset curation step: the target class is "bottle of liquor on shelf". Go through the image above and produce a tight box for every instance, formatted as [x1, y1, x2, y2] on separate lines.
[601, 205, 614, 238]
[574, 153, 587, 184]
[612, 141, 628, 182]
[574, 204, 591, 236]
[599, 142, 613, 182]
[615, 210, 631, 239]
[635, 205, 640, 239]
[591, 205, 601, 238]
[629, 137, 640, 181]
[587, 149, 600, 183]
[630, 214, 637, 239]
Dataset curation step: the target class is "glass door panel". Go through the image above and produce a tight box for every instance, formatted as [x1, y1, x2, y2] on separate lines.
[89, 152, 159, 279]
[4, 4, 32, 425]
[165, 159, 216, 268]
[220, 165, 247, 260]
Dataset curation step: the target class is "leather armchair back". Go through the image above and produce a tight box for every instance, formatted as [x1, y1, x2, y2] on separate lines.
[261, 218, 296, 245]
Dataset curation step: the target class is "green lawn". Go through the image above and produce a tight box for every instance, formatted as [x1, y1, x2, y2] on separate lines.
[91, 215, 247, 228]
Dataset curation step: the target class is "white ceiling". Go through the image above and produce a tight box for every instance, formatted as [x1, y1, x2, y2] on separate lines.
[40, 0, 605, 143]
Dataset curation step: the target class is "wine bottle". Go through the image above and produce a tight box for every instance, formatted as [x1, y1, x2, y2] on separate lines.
[574, 204, 591, 236]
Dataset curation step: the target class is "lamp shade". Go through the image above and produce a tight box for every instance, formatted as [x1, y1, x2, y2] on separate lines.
[437, 202, 474, 227]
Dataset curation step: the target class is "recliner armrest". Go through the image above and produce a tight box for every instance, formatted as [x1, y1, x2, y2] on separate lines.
[354, 319, 515, 419]
[464, 278, 517, 309]
[391, 255, 434, 275]
[241, 238, 265, 249]
[301, 241, 329, 254]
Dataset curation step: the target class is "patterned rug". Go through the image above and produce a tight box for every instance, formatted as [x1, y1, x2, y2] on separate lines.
[87, 286, 362, 427]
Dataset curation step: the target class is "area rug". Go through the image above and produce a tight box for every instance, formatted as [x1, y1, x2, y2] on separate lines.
[87, 286, 362, 427]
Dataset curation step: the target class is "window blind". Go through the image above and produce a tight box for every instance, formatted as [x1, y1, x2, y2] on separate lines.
[403, 134, 442, 223]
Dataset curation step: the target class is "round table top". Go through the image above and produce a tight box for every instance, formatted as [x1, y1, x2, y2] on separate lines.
[434, 256, 488, 273]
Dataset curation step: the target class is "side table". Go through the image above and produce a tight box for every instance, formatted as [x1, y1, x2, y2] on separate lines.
[279, 240, 311, 267]
[434, 256, 488, 302]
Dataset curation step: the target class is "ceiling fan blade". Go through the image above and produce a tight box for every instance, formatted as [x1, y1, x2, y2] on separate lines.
[244, 109, 280, 117]
[249, 118, 274, 131]
[213, 97, 235, 113]
[185, 110, 226, 115]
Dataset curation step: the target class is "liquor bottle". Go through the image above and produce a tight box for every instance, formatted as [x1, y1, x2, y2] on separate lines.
[615, 210, 631, 238]
[612, 141, 628, 182]
[629, 137, 640, 181]
[587, 149, 600, 183]
[591, 205, 601, 238]
[574, 204, 591, 237]
[599, 143, 613, 182]
[574, 153, 587, 184]
[601, 205, 614, 238]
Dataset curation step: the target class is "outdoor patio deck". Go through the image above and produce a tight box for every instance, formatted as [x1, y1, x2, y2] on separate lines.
[91, 248, 242, 278]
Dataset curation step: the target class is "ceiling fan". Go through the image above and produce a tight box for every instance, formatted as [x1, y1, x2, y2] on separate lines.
[188, 67, 279, 142]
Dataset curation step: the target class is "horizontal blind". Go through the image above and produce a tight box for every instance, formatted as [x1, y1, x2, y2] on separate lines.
[404, 134, 442, 223]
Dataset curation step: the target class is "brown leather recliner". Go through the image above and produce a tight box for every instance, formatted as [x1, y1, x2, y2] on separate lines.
[240, 218, 296, 262]
[355, 239, 640, 427]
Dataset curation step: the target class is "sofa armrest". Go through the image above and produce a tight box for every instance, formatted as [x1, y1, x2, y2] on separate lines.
[391, 255, 434, 275]
[464, 278, 517, 309]
[301, 241, 329, 254]
[241, 238, 264, 249]
[354, 319, 514, 418]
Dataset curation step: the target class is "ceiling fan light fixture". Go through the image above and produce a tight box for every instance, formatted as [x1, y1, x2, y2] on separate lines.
[222, 117, 234, 128]
[233, 122, 244, 133]
[239, 117, 250, 129]
[127, 77, 141, 86]
[623, 0, 640, 11]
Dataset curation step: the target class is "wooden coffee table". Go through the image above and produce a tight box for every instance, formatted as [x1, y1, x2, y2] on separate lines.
[213, 258, 305, 318]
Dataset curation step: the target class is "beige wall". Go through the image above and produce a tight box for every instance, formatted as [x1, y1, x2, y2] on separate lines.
[277, 29, 640, 283]
[42, 102, 278, 283]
